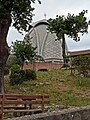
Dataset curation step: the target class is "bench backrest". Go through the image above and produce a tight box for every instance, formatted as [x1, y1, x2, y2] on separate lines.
[0, 94, 49, 119]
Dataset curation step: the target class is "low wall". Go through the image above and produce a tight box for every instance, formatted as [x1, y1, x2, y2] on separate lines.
[7, 106, 90, 120]
[23, 62, 62, 71]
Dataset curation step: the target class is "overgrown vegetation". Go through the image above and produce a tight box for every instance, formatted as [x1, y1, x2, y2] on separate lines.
[5, 69, 90, 107]
[71, 55, 90, 77]
[10, 64, 36, 85]
[11, 36, 37, 69]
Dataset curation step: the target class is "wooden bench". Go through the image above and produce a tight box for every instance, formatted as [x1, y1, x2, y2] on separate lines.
[0, 94, 49, 119]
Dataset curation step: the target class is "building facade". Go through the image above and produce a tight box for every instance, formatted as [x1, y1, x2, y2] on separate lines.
[26, 19, 68, 64]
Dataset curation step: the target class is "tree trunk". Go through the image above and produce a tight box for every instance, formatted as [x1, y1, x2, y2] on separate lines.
[0, 17, 11, 93]
[62, 34, 66, 67]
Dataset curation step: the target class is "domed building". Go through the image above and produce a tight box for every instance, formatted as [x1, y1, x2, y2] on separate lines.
[26, 19, 68, 64]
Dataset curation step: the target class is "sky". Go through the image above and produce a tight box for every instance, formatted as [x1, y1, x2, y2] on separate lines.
[7, 0, 90, 51]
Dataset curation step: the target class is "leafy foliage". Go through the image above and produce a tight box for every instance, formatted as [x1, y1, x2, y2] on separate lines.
[10, 64, 22, 85]
[10, 64, 20, 74]
[48, 10, 89, 65]
[10, 64, 36, 85]
[11, 36, 37, 69]
[0, 0, 41, 92]
[6, 55, 18, 68]
[24, 69, 37, 80]
[0, 0, 41, 32]
[72, 55, 90, 77]
[48, 10, 89, 41]
[10, 70, 24, 85]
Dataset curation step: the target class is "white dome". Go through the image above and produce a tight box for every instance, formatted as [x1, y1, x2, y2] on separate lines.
[27, 19, 68, 63]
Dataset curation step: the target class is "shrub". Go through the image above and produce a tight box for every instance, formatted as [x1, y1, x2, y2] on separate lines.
[6, 55, 18, 69]
[72, 55, 90, 77]
[10, 64, 23, 85]
[10, 64, 20, 75]
[25, 69, 36, 80]
[10, 64, 36, 85]
[10, 69, 25, 85]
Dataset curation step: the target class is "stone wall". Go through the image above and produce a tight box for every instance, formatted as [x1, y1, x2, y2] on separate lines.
[7, 106, 90, 120]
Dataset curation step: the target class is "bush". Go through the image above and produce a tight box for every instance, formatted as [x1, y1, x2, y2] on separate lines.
[10, 64, 23, 85]
[10, 64, 20, 74]
[10, 69, 25, 85]
[24, 69, 36, 80]
[10, 64, 36, 85]
[72, 55, 90, 77]
[6, 55, 18, 69]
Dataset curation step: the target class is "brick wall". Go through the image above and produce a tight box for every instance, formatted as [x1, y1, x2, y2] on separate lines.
[23, 62, 62, 71]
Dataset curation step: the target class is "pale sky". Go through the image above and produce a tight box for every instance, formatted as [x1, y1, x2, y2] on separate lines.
[7, 0, 90, 51]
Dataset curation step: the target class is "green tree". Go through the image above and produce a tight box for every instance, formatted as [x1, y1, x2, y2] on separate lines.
[48, 10, 89, 66]
[12, 36, 37, 69]
[0, 0, 41, 93]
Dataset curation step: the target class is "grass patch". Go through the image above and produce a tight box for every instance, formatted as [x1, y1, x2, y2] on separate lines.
[4, 69, 90, 107]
